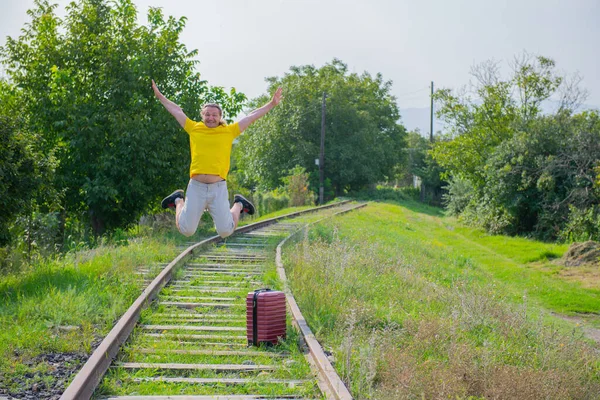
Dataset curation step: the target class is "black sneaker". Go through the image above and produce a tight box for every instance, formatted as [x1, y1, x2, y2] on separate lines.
[234, 194, 255, 215]
[161, 189, 184, 209]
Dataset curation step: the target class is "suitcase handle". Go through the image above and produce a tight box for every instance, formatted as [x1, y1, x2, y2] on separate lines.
[252, 288, 272, 346]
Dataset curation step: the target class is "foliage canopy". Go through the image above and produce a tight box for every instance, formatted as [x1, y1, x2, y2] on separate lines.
[432, 54, 599, 240]
[233, 59, 406, 197]
[1, 0, 246, 235]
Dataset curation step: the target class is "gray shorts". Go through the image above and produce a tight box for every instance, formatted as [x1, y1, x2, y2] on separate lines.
[178, 179, 234, 238]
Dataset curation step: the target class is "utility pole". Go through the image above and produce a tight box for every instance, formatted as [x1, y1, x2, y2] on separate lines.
[430, 81, 434, 142]
[319, 92, 326, 205]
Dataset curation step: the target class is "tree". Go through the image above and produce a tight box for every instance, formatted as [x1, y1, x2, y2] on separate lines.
[391, 130, 427, 186]
[479, 111, 600, 238]
[1, 0, 246, 235]
[431, 53, 598, 239]
[431, 54, 584, 189]
[0, 81, 42, 246]
[233, 59, 406, 197]
[281, 166, 315, 207]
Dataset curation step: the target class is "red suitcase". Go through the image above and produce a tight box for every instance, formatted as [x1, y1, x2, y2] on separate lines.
[246, 288, 286, 346]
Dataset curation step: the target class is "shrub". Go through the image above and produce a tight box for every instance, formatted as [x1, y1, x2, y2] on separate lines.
[559, 205, 600, 242]
[282, 166, 316, 207]
[443, 176, 474, 215]
[255, 190, 289, 216]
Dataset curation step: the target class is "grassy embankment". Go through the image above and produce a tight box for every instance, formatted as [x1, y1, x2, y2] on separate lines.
[3, 198, 599, 399]
[284, 200, 600, 399]
[0, 206, 316, 397]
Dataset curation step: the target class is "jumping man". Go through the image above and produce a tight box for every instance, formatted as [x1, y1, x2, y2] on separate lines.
[152, 80, 283, 238]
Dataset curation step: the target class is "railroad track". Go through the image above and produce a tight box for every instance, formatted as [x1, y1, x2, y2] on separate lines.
[60, 201, 365, 400]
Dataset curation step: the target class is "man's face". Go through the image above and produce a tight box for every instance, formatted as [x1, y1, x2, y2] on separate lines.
[202, 106, 221, 128]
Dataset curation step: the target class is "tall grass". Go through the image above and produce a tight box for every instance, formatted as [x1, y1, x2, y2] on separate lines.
[0, 229, 180, 396]
[283, 202, 600, 399]
[0, 204, 332, 397]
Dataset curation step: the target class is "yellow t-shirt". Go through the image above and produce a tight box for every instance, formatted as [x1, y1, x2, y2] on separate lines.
[183, 118, 241, 179]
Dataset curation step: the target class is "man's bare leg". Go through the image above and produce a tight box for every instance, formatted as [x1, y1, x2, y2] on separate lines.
[231, 202, 242, 230]
[175, 197, 185, 232]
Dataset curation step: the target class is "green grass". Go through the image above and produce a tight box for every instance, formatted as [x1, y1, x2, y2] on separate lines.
[345, 201, 595, 314]
[0, 235, 179, 397]
[94, 231, 322, 398]
[6, 197, 595, 399]
[0, 204, 331, 398]
[283, 199, 600, 399]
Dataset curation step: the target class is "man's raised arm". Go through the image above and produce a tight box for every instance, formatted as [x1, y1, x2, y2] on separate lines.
[238, 87, 283, 133]
[152, 79, 187, 128]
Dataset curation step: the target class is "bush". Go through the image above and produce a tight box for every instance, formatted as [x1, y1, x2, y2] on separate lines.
[0, 246, 26, 275]
[309, 173, 335, 203]
[560, 205, 600, 242]
[255, 190, 289, 216]
[443, 176, 474, 215]
[440, 112, 600, 241]
[460, 195, 516, 235]
[282, 166, 316, 207]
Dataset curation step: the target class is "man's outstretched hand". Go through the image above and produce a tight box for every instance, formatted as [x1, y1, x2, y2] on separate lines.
[151, 79, 162, 98]
[271, 87, 283, 107]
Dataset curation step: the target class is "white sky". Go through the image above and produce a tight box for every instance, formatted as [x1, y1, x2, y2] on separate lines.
[2, 0, 599, 111]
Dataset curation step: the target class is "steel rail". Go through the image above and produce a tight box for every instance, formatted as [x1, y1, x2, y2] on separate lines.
[60, 201, 352, 400]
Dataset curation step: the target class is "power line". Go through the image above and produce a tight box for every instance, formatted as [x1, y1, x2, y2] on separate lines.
[396, 86, 430, 98]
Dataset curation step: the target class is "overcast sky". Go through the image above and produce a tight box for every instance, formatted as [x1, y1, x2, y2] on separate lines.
[2, 0, 599, 114]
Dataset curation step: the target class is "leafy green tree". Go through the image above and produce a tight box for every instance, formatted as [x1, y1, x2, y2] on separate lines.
[0, 82, 39, 245]
[233, 59, 406, 197]
[479, 111, 600, 238]
[390, 131, 445, 205]
[431, 55, 577, 189]
[432, 53, 598, 239]
[1, 0, 245, 235]
[0, 79, 60, 266]
[392, 130, 427, 186]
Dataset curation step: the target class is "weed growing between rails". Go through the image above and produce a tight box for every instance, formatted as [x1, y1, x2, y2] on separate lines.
[283, 204, 600, 399]
[96, 322, 320, 398]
